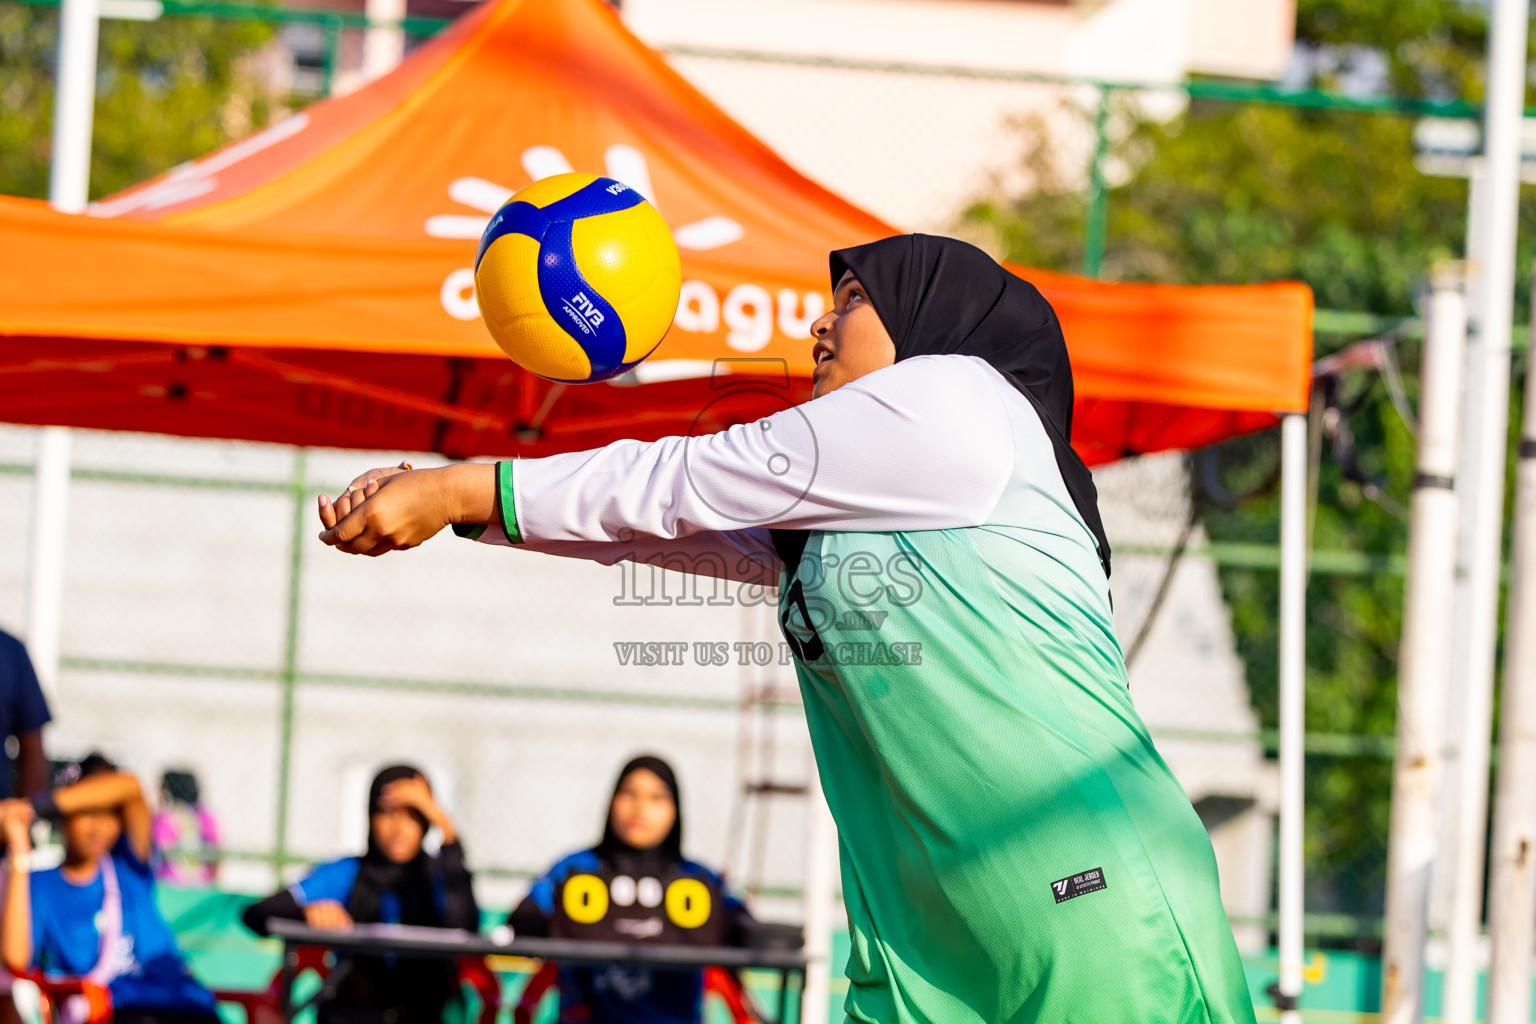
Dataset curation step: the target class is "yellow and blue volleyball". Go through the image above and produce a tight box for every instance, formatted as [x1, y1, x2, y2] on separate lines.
[473, 172, 681, 383]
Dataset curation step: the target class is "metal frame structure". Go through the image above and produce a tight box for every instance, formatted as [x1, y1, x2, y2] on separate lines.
[9, 0, 1536, 273]
[14, 3, 1535, 1013]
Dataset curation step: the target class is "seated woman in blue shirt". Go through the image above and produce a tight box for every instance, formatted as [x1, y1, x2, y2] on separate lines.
[242, 765, 478, 1024]
[0, 754, 220, 1024]
[509, 756, 756, 1024]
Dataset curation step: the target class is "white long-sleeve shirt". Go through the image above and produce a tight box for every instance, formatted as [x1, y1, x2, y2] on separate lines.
[461, 354, 1092, 587]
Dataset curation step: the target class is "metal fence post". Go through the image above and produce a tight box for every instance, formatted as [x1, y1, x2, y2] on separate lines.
[273, 450, 308, 874]
[1380, 267, 1467, 1024]
[1082, 86, 1111, 278]
[320, 16, 340, 96]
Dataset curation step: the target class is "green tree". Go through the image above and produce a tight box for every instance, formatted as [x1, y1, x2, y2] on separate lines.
[0, 3, 274, 201]
[966, 0, 1536, 932]
[1296, 0, 1488, 99]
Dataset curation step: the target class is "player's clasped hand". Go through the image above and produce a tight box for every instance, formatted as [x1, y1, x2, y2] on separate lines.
[317, 461, 496, 557]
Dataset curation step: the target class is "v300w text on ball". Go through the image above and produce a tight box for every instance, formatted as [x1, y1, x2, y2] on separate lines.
[474, 173, 682, 383]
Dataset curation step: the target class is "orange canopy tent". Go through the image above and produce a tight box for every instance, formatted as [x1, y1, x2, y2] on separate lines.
[0, 0, 1312, 462]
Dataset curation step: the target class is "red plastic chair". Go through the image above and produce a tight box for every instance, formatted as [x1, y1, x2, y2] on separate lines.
[452, 956, 502, 1024]
[19, 970, 112, 1024]
[21, 944, 498, 1024]
[263, 944, 499, 1024]
[704, 966, 757, 1024]
[511, 961, 557, 1024]
[18, 957, 304, 1024]
[214, 944, 331, 1024]
[512, 961, 756, 1024]
[213, 984, 285, 1024]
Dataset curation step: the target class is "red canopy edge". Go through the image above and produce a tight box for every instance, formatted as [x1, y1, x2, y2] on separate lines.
[0, 0, 1313, 461]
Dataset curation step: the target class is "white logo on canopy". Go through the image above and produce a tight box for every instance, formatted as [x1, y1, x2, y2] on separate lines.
[424, 144, 745, 251]
[431, 145, 827, 368]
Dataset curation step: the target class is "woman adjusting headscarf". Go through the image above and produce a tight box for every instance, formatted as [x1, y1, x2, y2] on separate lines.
[319, 235, 1257, 1024]
[243, 765, 479, 1024]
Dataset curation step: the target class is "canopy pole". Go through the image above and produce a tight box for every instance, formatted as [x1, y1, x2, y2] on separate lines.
[25, 429, 70, 698]
[801, 753, 838, 1024]
[49, 0, 97, 216]
[30, 0, 96, 697]
[1443, 3, 1530, 1018]
[1487, 263, 1536, 1024]
[1381, 270, 1468, 1024]
[1432, 160, 1487, 947]
[1276, 411, 1308, 1023]
[361, 0, 406, 84]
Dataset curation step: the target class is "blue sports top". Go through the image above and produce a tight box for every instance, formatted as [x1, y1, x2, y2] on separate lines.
[290, 857, 454, 923]
[29, 840, 215, 1014]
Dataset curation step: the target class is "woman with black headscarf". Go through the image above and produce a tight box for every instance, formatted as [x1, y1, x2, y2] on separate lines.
[242, 766, 479, 1024]
[317, 236, 1256, 1024]
[508, 755, 754, 1024]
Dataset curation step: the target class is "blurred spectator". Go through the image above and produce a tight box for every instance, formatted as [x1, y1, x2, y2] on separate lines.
[0, 755, 220, 1024]
[509, 755, 756, 1024]
[0, 629, 51, 801]
[151, 771, 220, 888]
[0, 639, 50, 1024]
[242, 765, 478, 1024]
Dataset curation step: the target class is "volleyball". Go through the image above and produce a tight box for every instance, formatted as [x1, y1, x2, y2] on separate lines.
[473, 172, 681, 383]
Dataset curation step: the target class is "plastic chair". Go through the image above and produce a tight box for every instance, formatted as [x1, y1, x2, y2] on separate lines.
[452, 956, 502, 1024]
[261, 944, 499, 1024]
[703, 966, 758, 1024]
[20, 943, 498, 1024]
[18, 970, 112, 1024]
[512, 961, 757, 1024]
[18, 962, 295, 1024]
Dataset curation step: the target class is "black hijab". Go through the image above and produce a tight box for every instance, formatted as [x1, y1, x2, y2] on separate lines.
[596, 755, 683, 875]
[350, 764, 440, 925]
[160, 769, 200, 806]
[821, 234, 1110, 576]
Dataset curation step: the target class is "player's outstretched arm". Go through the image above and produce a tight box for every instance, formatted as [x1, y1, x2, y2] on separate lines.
[319, 463, 496, 556]
[509, 356, 1013, 545]
[317, 460, 782, 583]
[319, 357, 1017, 558]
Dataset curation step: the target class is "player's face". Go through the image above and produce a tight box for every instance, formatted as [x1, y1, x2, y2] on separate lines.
[810, 271, 897, 399]
[609, 768, 677, 851]
[371, 806, 426, 864]
[63, 809, 121, 864]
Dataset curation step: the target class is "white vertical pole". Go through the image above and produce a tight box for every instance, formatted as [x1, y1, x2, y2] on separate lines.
[801, 755, 838, 1024]
[31, 0, 96, 699]
[49, 0, 98, 216]
[1443, 2, 1531, 1019]
[1487, 265, 1536, 1024]
[360, 0, 406, 83]
[1380, 272, 1468, 1024]
[1277, 411, 1308, 1024]
[1434, 162, 1487, 937]
[25, 429, 70, 699]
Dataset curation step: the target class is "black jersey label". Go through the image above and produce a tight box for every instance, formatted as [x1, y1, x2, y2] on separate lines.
[1051, 867, 1107, 904]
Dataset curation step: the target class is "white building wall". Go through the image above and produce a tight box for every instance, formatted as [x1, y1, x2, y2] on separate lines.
[626, 0, 1293, 230]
